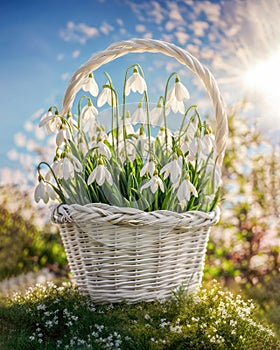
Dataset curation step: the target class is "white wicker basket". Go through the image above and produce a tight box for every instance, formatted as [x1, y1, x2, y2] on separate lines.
[52, 38, 228, 303]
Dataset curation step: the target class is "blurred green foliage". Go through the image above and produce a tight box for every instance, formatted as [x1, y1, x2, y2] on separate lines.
[0, 186, 67, 281]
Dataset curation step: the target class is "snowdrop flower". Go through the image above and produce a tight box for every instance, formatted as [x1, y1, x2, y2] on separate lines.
[157, 127, 173, 151]
[81, 102, 98, 133]
[81, 73, 99, 97]
[202, 132, 215, 155]
[62, 157, 75, 180]
[160, 156, 182, 184]
[56, 125, 71, 147]
[90, 140, 112, 159]
[54, 154, 82, 181]
[150, 101, 164, 127]
[176, 176, 198, 208]
[67, 153, 83, 173]
[131, 103, 147, 125]
[39, 109, 62, 134]
[97, 83, 116, 107]
[140, 174, 165, 194]
[87, 160, 113, 186]
[118, 113, 135, 139]
[140, 160, 156, 177]
[205, 161, 222, 192]
[166, 76, 190, 115]
[125, 68, 147, 96]
[81, 102, 98, 121]
[34, 180, 56, 204]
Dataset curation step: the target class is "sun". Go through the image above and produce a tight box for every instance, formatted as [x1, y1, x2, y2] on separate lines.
[244, 49, 280, 103]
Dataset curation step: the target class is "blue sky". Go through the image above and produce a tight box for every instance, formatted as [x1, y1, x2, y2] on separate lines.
[1, 0, 280, 185]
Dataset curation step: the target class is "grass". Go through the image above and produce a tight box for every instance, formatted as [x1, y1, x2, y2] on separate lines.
[0, 280, 279, 350]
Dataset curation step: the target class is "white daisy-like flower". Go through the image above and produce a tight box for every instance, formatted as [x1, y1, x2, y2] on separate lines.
[97, 83, 116, 107]
[160, 156, 182, 184]
[81, 73, 99, 97]
[87, 163, 113, 186]
[34, 180, 56, 204]
[140, 160, 156, 177]
[125, 68, 147, 96]
[140, 175, 165, 194]
[176, 177, 198, 208]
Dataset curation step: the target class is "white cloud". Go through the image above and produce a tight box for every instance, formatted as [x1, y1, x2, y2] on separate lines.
[61, 72, 70, 81]
[165, 21, 176, 32]
[175, 31, 189, 45]
[57, 53, 64, 61]
[60, 21, 99, 44]
[72, 50, 80, 58]
[167, 1, 184, 22]
[161, 33, 174, 43]
[191, 20, 209, 37]
[193, 1, 221, 23]
[125, 0, 165, 25]
[150, 1, 165, 24]
[135, 24, 146, 33]
[143, 32, 153, 39]
[100, 22, 114, 35]
[116, 18, 124, 26]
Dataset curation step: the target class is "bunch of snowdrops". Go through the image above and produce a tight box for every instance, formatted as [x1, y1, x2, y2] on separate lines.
[35, 64, 221, 213]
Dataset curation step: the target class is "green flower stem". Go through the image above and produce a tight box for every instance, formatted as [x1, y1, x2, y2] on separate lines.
[103, 72, 118, 152]
[178, 105, 198, 138]
[143, 91, 152, 152]
[77, 95, 92, 130]
[37, 161, 64, 200]
[163, 72, 177, 153]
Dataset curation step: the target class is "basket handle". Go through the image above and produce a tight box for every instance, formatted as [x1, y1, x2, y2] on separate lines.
[61, 38, 228, 165]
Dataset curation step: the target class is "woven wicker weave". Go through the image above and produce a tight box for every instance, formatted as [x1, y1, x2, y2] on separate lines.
[52, 39, 228, 303]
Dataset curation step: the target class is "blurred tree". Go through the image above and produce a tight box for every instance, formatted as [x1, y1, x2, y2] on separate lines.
[205, 102, 280, 286]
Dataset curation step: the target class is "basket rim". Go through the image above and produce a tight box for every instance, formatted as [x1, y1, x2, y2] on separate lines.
[51, 202, 220, 227]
